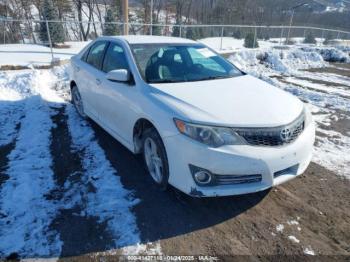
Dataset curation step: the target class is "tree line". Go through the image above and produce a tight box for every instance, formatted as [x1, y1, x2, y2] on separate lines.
[0, 0, 348, 45]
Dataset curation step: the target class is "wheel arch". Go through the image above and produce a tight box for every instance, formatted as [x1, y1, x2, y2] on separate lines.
[132, 117, 161, 154]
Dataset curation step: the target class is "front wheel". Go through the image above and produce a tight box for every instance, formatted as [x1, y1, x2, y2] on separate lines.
[143, 128, 169, 190]
[71, 85, 87, 118]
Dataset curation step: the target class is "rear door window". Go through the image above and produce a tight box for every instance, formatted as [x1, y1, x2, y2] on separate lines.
[86, 41, 108, 69]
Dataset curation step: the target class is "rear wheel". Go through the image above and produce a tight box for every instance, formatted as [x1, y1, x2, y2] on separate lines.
[143, 128, 169, 190]
[71, 85, 86, 118]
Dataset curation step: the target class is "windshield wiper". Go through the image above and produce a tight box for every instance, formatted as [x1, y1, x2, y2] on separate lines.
[188, 75, 229, 82]
[148, 79, 181, 83]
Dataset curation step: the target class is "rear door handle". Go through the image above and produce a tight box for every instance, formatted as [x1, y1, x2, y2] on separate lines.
[95, 78, 102, 85]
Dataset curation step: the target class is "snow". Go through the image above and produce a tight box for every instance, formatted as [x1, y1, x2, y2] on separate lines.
[199, 37, 276, 53]
[287, 235, 300, 244]
[199, 36, 350, 54]
[276, 224, 284, 232]
[0, 70, 63, 257]
[287, 220, 299, 226]
[0, 68, 160, 257]
[65, 104, 141, 252]
[0, 42, 89, 66]
[303, 246, 316, 255]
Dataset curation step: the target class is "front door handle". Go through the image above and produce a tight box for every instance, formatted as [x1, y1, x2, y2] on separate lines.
[95, 78, 102, 85]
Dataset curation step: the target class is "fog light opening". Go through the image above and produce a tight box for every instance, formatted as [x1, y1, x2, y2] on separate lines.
[194, 171, 212, 185]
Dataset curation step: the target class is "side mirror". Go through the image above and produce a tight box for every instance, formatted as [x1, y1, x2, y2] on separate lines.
[106, 69, 130, 83]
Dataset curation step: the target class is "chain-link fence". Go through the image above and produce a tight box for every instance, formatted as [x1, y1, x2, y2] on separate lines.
[1, 18, 350, 63]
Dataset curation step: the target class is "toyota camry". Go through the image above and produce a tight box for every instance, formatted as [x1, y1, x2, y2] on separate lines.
[70, 35, 315, 197]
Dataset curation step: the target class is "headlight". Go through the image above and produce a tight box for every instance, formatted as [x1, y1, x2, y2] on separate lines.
[174, 119, 246, 147]
[304, 105, 313, 127]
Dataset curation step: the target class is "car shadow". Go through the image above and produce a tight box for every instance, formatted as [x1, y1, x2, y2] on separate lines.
[90, 120, 270, 244]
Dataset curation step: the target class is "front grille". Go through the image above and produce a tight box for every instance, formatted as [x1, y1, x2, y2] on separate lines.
[234, 112, 305, 147]
[214, 174, 262, 185]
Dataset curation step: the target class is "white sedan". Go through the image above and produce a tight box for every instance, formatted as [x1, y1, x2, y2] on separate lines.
[70, 35, 315, 197]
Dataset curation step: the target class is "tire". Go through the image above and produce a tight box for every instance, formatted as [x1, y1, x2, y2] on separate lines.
[71, 85, 87, 118]
[142, 127, 169, 190]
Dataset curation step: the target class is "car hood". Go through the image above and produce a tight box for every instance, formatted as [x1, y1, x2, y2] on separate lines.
[149, 74, 304, 127]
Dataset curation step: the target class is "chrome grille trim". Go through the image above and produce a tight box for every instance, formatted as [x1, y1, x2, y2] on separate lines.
[234, 111, 305, 147]
[214, 174, 262, 185]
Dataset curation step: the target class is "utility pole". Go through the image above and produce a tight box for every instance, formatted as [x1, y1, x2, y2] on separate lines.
[150, 0, 153, 35]
[286, 9, 295, 44]
[123, 0, 129, 35]
[286, 2, 308, 44]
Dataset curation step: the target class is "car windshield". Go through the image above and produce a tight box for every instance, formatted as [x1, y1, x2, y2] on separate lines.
[130, 43, 243, 84]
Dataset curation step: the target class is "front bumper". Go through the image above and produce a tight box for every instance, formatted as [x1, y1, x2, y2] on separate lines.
[163, 121, 315, 197]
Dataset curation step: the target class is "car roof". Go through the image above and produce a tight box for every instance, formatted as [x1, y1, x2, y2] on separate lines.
[97, 35, 198, 45]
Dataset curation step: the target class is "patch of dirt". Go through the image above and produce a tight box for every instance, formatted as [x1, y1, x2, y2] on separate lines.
[48, 106, 115, 258]
[304, 65, 350, 78]
[294, 76, 349, 89]
[0, 122, 21, 187]
[50, 107, 83, 187]
[78, 120, 350, 258]
[0, 143, 14, 187]
[0, 60, 69, 71]
[0, 65, 52, 70]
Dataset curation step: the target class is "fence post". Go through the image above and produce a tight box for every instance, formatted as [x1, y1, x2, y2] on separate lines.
[253, 26, 257, 48]
[280, 27, 284, 45]
[3, 20, 5, 44]
[45, 20, 54, 63]
[179, 25, 182, 38]
[220, 26, 224, 50]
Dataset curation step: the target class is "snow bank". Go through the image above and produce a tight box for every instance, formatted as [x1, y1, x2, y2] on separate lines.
[229, 47, 329, 75]
[0, 42, 89, 66]
[0, 70, 63, 257]
[309, 47, 350, 63]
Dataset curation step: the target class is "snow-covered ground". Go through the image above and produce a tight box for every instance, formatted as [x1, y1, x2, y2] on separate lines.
[0, 66, 161, 258]
[0, 38, 349, 258]
[199, 37, 350, 54]
[0, 42, 89, 66]
[1, 36, 349, 67]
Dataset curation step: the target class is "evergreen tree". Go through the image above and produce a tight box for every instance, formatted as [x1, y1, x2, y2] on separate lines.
[195, 27, 204, 39]
[186, 26, 197, 40]
[151, 14, 161, 36]
[40, 0, 65, 45]
[172, 24, 180, 37]
[304, 32, 317, 44]
[104, 9, 119, 35]
[244, 32, 259, 48]
[232, 30, 242, 39]
[264, 33, 270, 41]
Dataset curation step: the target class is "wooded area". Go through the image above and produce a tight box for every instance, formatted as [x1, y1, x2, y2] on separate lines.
[0, 0, 349, 44]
